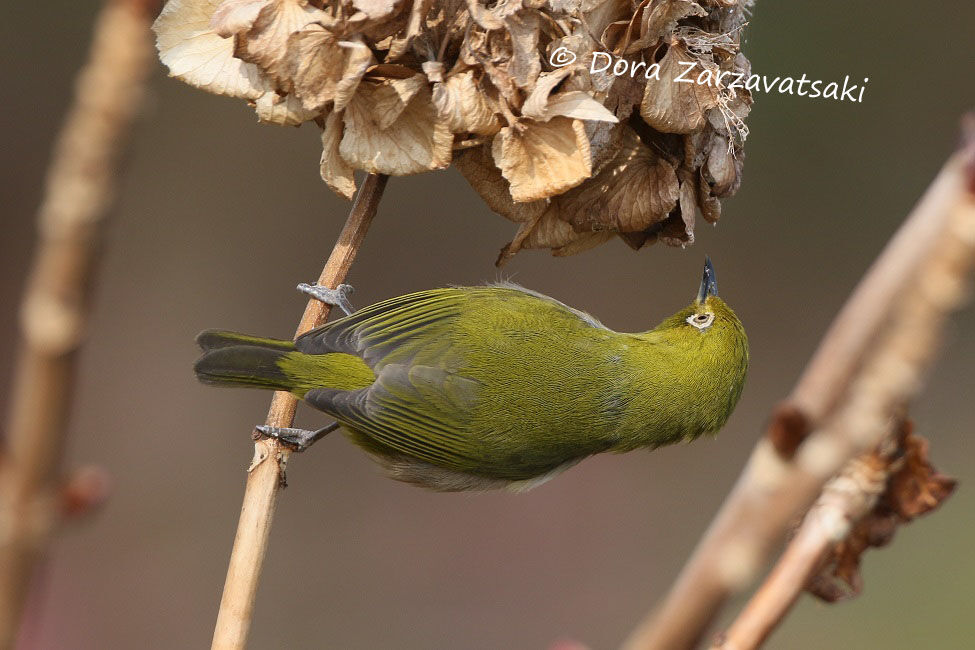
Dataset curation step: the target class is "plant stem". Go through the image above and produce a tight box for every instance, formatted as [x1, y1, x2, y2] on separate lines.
[710, 449, 894, 650]
[210, 173, 388, 650]
[0, 1, 158, 647]
[621, 122, 975, 650]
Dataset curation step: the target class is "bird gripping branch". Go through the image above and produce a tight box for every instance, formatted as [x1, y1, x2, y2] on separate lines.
[194, 258, 748, 492]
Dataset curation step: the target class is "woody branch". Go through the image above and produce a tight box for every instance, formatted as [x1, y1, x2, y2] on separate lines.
[0, 1, 161, 647]
[622, 116, 975, 650]
[211, 173, 388, 650]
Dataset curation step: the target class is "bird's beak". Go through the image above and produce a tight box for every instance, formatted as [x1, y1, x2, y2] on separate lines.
[696, 256, 718, 303]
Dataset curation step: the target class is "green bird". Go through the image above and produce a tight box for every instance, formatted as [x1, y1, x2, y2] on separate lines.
[194, 258, 747, 491]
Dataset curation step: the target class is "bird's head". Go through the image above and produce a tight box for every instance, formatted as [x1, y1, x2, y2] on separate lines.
[647, 257, 749, 438]
[655, 257, 746, 350]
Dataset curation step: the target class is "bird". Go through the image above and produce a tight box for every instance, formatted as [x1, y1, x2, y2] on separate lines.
[194, 258, 748, 492]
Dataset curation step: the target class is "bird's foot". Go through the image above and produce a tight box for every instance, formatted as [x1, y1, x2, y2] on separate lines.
[255, 422, 340, 451]
[297, 282, 354, 316]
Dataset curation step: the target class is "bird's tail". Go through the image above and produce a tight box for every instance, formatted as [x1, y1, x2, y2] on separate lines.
[193, 330, 374, 397]
[194, 330, 299, 392]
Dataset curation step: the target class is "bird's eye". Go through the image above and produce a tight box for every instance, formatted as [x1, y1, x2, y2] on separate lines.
[686, 312, 715, 329]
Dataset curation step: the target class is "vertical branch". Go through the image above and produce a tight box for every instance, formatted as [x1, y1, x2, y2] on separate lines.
[211, 173, 388, 650]
[0, 1, 159, 647]
[621, 126, 975, 650]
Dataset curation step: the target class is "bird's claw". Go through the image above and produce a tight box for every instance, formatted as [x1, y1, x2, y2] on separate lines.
[255, 423, 340, 451]
[297, 282, 355, 316]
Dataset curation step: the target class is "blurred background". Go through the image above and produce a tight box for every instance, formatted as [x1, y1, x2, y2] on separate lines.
[2, 2, 974, 648]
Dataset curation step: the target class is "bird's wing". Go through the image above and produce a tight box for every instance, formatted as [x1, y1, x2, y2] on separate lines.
[295, 288, 470, 368]
[295, 285, 605, 368]
[294, 287, 603, 472]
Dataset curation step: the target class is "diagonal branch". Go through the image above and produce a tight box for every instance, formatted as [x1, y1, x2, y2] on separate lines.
[709, 416, 951, 650]
[621, 119, 975, 650]
[0, 1, 160, 647]
[211, 173, 388, 650]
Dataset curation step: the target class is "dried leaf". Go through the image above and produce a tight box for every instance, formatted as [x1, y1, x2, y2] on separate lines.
[253, 90, 318, 124]
[340, 81, 453, 175]
[454, 144, 548, 224]
[492, 117, 592, 203]
[584, 0, 632, 41]
[280, 26, 351, 112]
[704, 135, 737, 197]
[154, 0, 268, 99]
[369, 74, 428, 129]
[352, 0, 402, 21]
[641, 38, 720, 133]
[387, 0, 432, 60]
[626, 0, 706, 54]
[551, 126, 678, 232]
[538, 91, 619, 123]
[659, 170, 696, 246]
[886, 433, 957, 519]
[499, 209, 614, 265]
[521, 68, 574, 120]
[697, 169, 722, 223]
[333, 40, 375, 111]
[505, 10, 542, 89]
[466, 0, 505, 30]
[210, 0, 267, 37]
[807, 429, 956, 604]
[431, 71, 501, 135]
[235, 0, 329, 90]
[320, 110, 356, 199]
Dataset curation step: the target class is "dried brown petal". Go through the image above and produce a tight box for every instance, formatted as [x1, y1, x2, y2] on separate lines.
[499, 209, 614, 265]
[886, 433, 957, 519]
[584, 0, 632, 41]
[552, 126, 678, 233]
[492, 117, 592, 203]
[211, 0, 267, 37]
[466, 0, 505, 30]
[522, 68, 618, 124]
[333, 40, 375, 111]
[524, 211, 615, 255]
[253, 90, 318, 124]
[659, 170, 696, 246]
[352, 0, 403, 21]
[505, 10, 542, 89]
[697, 170, 722, 223]
[320, 110, 356, 199]
[369, 74, 428, 129]
[585, 122, 624, 179]
[154, 0, 268, 99]
[281, 26, 370, 112]
[430, 71, 502, 135]
[387, 0, 432, 60]
[521, 68, 574, 119]
[340, 81, 453, 175]
[807, 429, 956, 604]
[641, 38, 720, 133]
[704, 135, 737, 197]
[626, 0, 706, 54]
[454, 144, 548, 224]
[538, 91, 619, 123]
[235, 0, 329, 91]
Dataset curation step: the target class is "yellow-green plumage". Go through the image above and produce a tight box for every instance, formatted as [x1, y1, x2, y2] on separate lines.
[195, 262, 747, 491]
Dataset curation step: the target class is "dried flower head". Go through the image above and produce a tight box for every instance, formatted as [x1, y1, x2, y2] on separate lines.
[806, 424, 957, 603]
[154, 0, 753, 263]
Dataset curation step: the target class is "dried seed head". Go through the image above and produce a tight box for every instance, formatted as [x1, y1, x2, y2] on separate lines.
[154, 0, 753, 262]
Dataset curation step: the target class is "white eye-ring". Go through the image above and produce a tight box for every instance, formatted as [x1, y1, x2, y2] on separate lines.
[686, 312, 715, 330]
